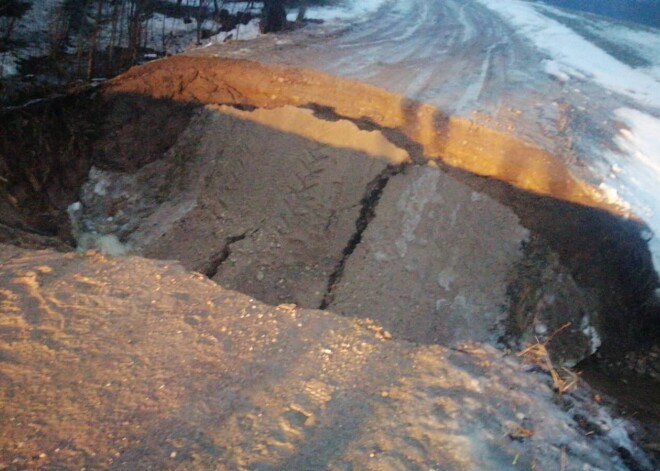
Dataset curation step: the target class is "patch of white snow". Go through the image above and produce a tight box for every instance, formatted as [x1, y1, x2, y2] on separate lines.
[609, 108, 660, 271]
[204, 18, 262, 45]
[289, 0, 390, 23]
[475, 0, 660, 108]
[0, 53, 18, 77]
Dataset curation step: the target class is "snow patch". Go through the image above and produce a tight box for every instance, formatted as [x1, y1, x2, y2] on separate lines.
[476, 0, 660, 108]
[609, 108, 660, 272]
[290, 0, 390, 22]
[580, 314, 602, 354]
[77, 233, 130, 256]
[204, 18, 262, 45]
[0, 53, 18, 77]
[542, 59, 570, 82]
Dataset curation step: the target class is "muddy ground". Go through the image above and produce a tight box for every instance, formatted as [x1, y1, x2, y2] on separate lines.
[0, 55, 659, 469]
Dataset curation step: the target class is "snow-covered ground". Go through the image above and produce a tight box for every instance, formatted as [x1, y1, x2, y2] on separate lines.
[475, 0, 660, 272]
[0, 0, 391, 76]
[288, 0, 389, 22]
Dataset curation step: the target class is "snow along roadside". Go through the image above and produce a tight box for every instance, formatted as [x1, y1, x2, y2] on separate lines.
[475, 0, 660, 275]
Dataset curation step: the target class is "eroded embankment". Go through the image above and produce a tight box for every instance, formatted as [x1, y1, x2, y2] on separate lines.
[0, 95, 98, 249]
[1, 56, 658, 373]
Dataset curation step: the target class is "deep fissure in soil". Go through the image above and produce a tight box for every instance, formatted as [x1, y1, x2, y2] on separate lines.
[202, 230, 254, 279]
[319, 165, 404, 309]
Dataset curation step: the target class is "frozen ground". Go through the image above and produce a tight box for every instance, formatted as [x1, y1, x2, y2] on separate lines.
[195, 0, 660, 273]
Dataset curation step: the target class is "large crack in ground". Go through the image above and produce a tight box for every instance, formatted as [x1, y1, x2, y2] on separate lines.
[320, 164, 404, 310]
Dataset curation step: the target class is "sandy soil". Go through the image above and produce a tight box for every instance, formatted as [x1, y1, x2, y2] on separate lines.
[0, 245, 655, 470]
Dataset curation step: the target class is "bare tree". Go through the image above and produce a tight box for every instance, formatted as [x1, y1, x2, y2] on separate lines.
[86, 0, 105, 80]
[296, 0, 307, 23]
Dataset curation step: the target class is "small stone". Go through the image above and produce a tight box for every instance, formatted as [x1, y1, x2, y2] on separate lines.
[170, 451, 177, 459]
[256, 270, 265, 281]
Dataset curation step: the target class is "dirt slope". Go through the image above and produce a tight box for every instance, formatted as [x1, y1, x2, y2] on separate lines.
[0, 245, 655, 470]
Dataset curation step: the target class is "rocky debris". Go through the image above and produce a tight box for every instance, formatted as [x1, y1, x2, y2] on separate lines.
[0, 245, 655, 470]
[620, 344, 660, 381]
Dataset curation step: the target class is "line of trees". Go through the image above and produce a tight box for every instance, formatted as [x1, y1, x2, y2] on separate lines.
[47, 0, 165, 79]
[3, 0, 341, 84]
[1, 0, 32, 46]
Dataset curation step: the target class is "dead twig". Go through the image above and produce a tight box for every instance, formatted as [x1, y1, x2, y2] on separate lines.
[517, 323, 578, 394]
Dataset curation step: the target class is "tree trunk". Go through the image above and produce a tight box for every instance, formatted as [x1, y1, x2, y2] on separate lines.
[106, 0, 120, 75]
[87, 0, 105, 81]
[260, 0, 286, 34]
[296, 1, 307, 24]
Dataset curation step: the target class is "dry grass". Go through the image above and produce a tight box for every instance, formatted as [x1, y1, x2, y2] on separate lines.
[517, 322, 579, 394]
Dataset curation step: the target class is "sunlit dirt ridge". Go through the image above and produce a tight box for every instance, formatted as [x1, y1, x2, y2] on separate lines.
[103, 56, 624, 215]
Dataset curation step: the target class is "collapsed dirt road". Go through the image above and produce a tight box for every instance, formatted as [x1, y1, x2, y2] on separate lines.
[195, 0, 660, 257]
[192, 0, 610, 158]
[0, 54, 656, 469]
[1, 2, 659, 469]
